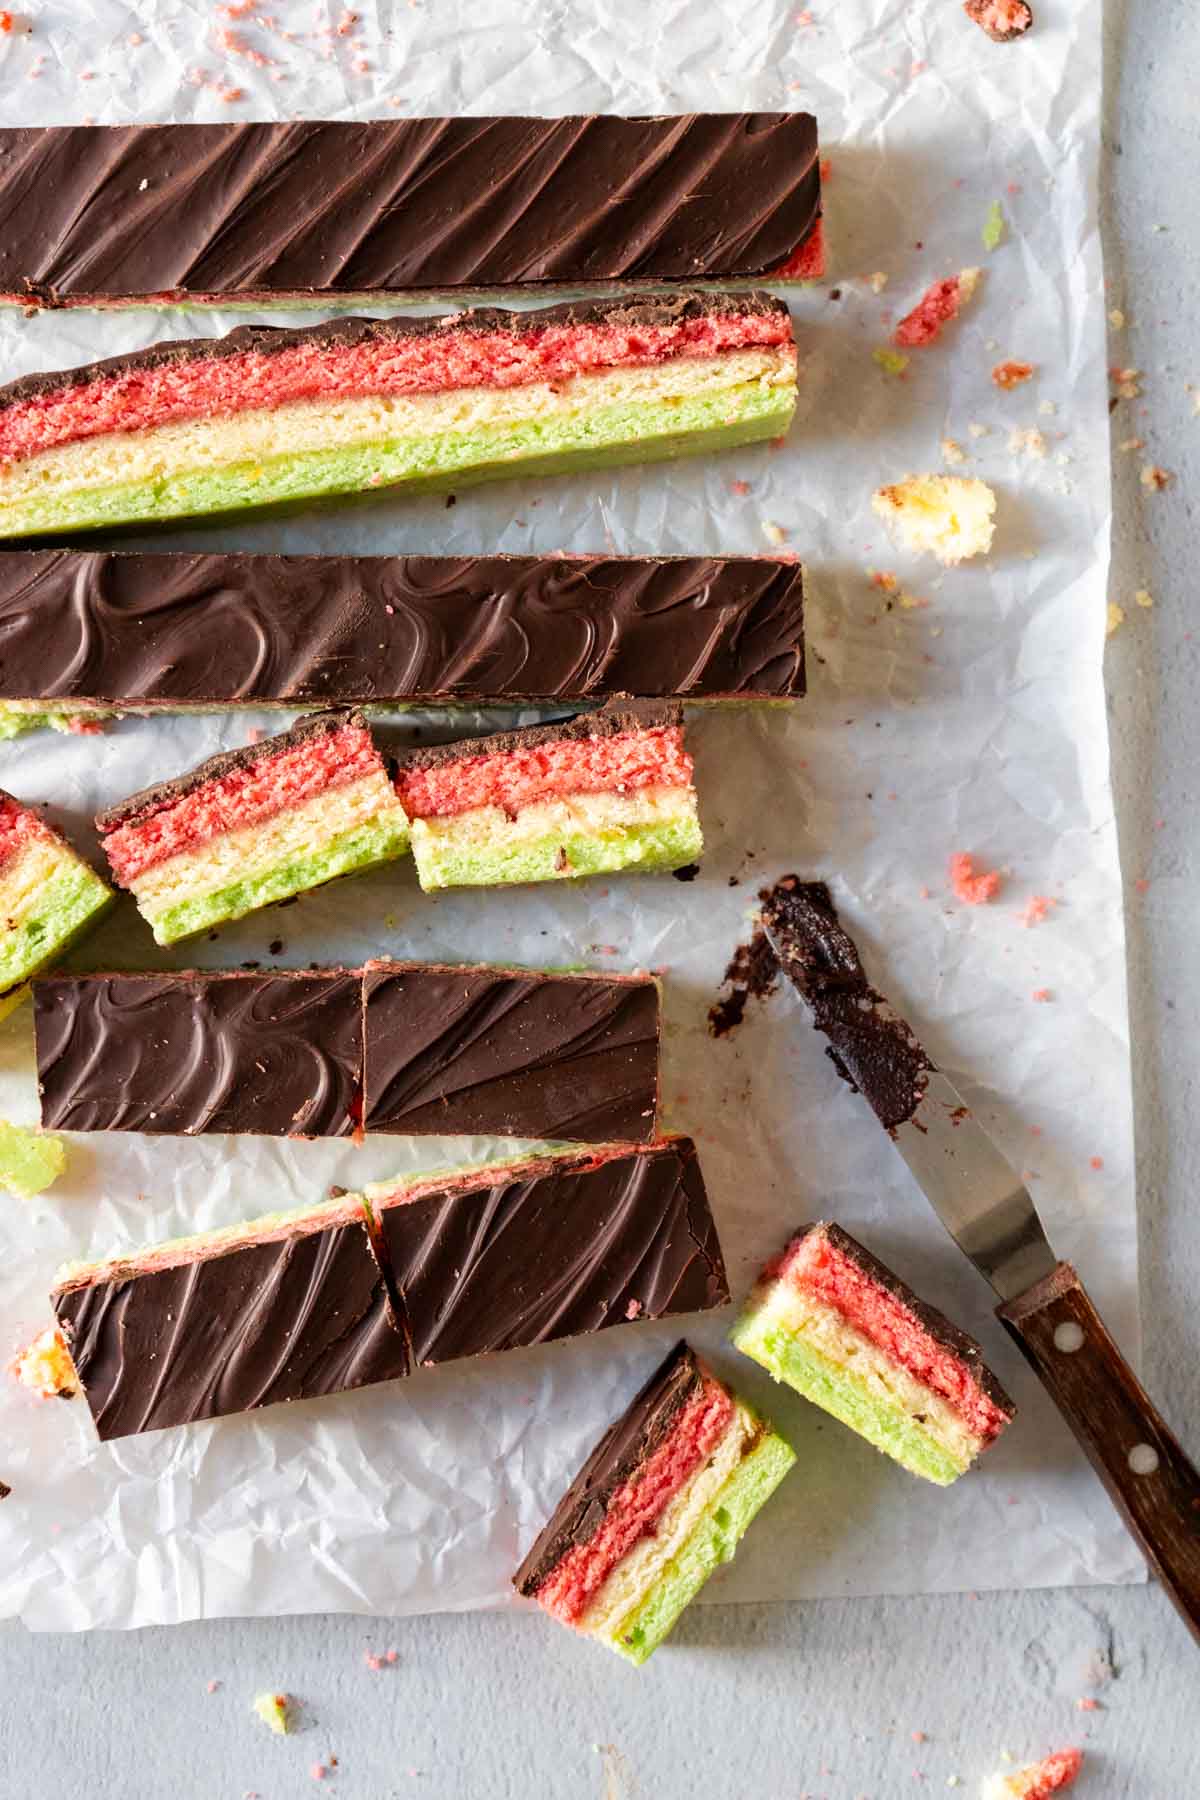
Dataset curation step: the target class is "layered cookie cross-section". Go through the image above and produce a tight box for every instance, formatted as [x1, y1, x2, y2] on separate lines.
[97, 709, 410, 945]
[52, 1140, 729, 1441]
[0, 551, 807, 723]
[731, 1222, 1015, 1485]
[394, 701, 702, 891]
[0, 292, 798, 541]
[0, 116, 824, 307]
[0, 792, 113, 1020]
[34, 962, 661, 1144]
[514, 1342, 794, 1664]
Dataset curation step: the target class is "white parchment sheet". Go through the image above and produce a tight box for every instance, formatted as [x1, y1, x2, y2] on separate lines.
[0, 0, 1137, 1630]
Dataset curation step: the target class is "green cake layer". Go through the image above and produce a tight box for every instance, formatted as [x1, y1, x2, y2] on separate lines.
[730, 1312, 968, 1487]
[410, 809, 702, 893]
[605, 1426, 796, 1666]
[143, 813, 411, 945]
[0, 385, 793, 541]
[0, 863, 114, 1006]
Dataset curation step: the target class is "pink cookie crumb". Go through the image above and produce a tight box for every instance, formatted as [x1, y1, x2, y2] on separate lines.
[65, 715, 105, 735]
[893, 269, 979, 348]
[311, 1764, 327, 1781]
[993, 359, 1035, 389]
[986, 1748, 1083, 1798]
[949, 852, 1002, 905]
[1089, 1155, 1104, 1171]
[1077, 1697, 1101, 1712]
[206, 1679, 221, 1694]
[1020, 895, 1055, 927]
[1031, 988, 1051, 1002]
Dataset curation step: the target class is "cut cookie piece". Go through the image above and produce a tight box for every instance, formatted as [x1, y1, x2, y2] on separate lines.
[731, 1221, 1015, 1485]
[394, 701, 702, 892]
[34, 970, 364, 1138]
[97, 710, 410, 945]
[362, 962, 660, 1143]
[514, 1341, 794, 1664]
[0, 792, 114, 1019]
[965, 0, 1033, 43]
[0, 293, 798, 540]
[872, 474, 996, 564]
[0, 117, 823, 306]
[0, 551, 808, 719]
[365, 1139, 729, 1369]
[52, 1193, 410, 1441]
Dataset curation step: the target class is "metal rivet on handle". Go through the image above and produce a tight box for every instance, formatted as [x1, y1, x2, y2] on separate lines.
[1053, 1321, 1085, 1353]
[1128, 1444, 1160, 1476]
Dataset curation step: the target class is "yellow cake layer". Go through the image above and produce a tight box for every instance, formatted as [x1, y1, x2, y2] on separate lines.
[581, 1402, 758, 1643]
[0, 834, 74, 926]
[412, 783, 697, 853]
[751, 1281, 982, 1467]
[2, 348, 796, 505]
[128, 770, 406, 916]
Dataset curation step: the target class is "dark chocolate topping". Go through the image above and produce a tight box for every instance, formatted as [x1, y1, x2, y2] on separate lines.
[35, 971, 363, 1138]
[0, 287, 791, 412]
[0, 551, 805, 707]
[513, 1341, 703, 1594]
[53, 1214, 409, 1441]
[0, 117, 821, 304]
[375, 1139, 729, 1370]
[95, 708, 363, 834]
[0, 1478, 10, 1500]
[796, 1222, 1015, 1419]
[759, 877, 933, 1131]
[362, 964, 659, 1143]
[392, 699, 681, 776]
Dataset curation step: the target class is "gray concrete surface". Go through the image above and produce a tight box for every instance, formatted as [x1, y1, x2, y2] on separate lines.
[2, 1, 1197, 1794]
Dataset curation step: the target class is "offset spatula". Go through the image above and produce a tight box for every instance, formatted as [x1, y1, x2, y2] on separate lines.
[759, 875, 1200, 1644]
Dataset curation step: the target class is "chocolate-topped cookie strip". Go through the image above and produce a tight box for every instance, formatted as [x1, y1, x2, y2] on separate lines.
[367, 1139, 729, 1369]
[362, 962, 659, 1142]
[53, 1194, 410, 1442]
[0, 116, 823, 307]
[51, 1140, 729, 1441]
[0, 552, 805, 715]
[34, 963, 660, 1144]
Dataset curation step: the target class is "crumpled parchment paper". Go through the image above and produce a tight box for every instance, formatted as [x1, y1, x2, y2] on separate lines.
[0, 0, 1139, 1630]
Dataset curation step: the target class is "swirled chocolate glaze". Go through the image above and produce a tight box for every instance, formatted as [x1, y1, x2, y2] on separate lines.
[0, 117, 821, 305]
[759, 876, 933, 1131]
[363, 963, 659, 1142]
[34, 971, 364, 1138]
[0, 552, 805, 706]
[35, 964, 659, 1145]
[53, 1205, 410, 1441]
[375, 1140, 729, 1369]
[514, 1340, 702, 1594]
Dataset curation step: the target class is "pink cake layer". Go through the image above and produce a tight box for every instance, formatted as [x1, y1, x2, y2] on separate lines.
[783, 1232, 1010, 1442]
[772, 217, 827, 280]
[0, 794, 45, 875]
[536, 1377, 735, 1626]
[104, 721, 377, 884]
[394, 726, 692, 821]
[0, 309, 791, 467]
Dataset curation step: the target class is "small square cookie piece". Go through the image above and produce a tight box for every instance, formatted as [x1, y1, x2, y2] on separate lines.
[514, 1342, 794, 1664]
[731, 1222, 1015, 1485]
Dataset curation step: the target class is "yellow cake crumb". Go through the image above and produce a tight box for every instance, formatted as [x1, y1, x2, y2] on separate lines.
[868, 271, 889, 293]
[872, 475, 996, 565]
[1106, 602, 1125, 638]
[12, 1325, 77, 1399]
[941, 437, 966, 465]
[1135, 588, 1154, 609]
[252, 1692, 291, 1735]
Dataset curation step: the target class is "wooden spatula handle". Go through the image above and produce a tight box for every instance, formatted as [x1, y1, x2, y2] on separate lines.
[998, 1262, 1200, 1646]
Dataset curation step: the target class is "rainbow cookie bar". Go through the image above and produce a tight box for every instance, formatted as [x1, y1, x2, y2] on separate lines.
[731, 1222, 1015, 1486]
[97, 709, 409, 946]
[514, 1342, 794, 1665]
[394, 701, 702, 892]
[0, 117, 823, 307]
[0, 293, 797, 541]
[52, 1193, 410, 1440]
[0, 792, 113, 1020]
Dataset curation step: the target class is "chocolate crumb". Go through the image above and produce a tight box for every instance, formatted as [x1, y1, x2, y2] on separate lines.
[672, 863, 701, 883]
[708, 926, 780, 1038]
[0, 1478, 11, 1500]
[268, 940, 284, 955]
